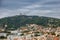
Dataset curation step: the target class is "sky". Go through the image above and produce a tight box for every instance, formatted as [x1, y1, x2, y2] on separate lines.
[0, 0, 60, 18]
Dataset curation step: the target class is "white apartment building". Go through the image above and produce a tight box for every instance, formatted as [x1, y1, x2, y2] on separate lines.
[7, 34, 32, 40]
[0, 33, 7, 37]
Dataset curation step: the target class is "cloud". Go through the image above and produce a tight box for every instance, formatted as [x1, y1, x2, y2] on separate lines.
[0, 8, 60, 19]
[24, 4, 41, 9]
[0, 0, 60, 18]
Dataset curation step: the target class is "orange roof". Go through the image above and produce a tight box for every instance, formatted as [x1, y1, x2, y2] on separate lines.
[53, 37, 59, 40]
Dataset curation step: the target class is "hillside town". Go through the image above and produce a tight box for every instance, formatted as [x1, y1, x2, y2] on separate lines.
[0, 24, 60, 40]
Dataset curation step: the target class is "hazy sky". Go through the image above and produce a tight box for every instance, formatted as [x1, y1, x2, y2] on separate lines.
[0, 0, 60, 18]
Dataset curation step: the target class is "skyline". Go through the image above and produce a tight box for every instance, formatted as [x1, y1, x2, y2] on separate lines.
[0, 0, 60, 18]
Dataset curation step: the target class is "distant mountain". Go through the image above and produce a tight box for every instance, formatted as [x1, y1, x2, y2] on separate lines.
[0, 15, 60, 30]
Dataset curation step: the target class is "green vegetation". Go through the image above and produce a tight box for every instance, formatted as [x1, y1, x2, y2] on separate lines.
[0, 36, 7, 39]
[0, 15, 60, 30]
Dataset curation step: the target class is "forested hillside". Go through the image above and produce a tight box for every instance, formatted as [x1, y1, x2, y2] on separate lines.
[0, 15, 60, 29]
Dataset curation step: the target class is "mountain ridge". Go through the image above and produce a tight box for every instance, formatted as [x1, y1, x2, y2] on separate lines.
[0, 15, 60, 30]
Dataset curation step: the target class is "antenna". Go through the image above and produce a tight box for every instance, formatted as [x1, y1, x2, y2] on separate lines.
[20, 12, 26, 16]
[20, 12, 22, 15]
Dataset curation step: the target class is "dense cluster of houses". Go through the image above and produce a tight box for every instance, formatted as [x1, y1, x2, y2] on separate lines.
[0, 24, 60, 40]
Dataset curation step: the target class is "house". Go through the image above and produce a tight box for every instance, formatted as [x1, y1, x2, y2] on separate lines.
[0, 32, 7, 37]
[7, 35, 31, 40]
[11, 30, 18, 34]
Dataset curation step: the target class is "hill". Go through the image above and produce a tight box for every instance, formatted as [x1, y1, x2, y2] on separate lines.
[0, 15, 60, 30]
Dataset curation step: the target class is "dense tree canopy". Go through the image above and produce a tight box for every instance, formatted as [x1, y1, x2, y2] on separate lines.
[0, 15, 60, 30]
